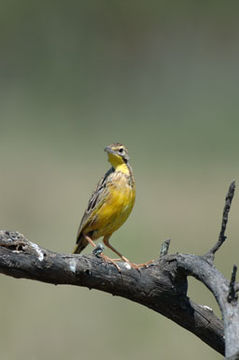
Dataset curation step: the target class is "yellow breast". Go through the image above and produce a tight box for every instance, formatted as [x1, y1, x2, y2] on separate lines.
[89, 171, 135, 238]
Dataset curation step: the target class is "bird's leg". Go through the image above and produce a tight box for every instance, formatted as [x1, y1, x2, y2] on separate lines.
[84, 235, 96, 248]
[103, 235, 130, 262]
[103, 235, 141, 269]
[103, 235, 154, 270]
[84, 235, 121, 271]
[100, 253, 122, 272]
[85, 233, 153, 271]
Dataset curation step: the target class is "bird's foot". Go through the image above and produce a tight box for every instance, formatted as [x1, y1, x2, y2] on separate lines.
[136, 259, 155, 268]
[121, 256, 155, 270]
[100, 254, 122, 272]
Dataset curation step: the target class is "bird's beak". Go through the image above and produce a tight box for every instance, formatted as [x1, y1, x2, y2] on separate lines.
[104, 146, 115, 155]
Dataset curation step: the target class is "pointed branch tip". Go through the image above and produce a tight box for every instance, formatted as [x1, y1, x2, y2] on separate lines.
[160, 239, 171, 258]
[206, 181, 236, 259]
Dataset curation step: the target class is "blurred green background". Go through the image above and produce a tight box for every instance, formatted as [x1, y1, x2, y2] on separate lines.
[1, 1, 239, 359]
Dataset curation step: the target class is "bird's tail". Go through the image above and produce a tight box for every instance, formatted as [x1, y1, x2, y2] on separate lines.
[73, 233, 88, 254]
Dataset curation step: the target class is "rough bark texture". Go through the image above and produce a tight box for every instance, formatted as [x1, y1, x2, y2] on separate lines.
[0, 181, 238, 359]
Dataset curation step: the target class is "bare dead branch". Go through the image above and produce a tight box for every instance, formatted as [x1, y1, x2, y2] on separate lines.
[175, 252, 239, 359]
[1, 181, 238, 359]
[206, 180, 235, 259]
[0, 230, 224, 355]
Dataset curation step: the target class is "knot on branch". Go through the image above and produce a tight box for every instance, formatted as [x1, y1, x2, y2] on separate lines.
[0, 230, 45, 261]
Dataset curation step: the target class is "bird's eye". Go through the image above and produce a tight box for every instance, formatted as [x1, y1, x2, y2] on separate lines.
[118, 148, 124, 153]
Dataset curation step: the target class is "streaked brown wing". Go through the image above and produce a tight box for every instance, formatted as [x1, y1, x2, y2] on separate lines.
[76, 167, 114, 241]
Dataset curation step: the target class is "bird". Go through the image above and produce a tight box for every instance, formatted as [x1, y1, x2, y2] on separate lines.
[73, 143, 136, 270]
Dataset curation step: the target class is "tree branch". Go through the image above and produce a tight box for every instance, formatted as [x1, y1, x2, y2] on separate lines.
[206, 180, 235, 259]
[0, 181, 238, 359]
[0, 230, 224, 355]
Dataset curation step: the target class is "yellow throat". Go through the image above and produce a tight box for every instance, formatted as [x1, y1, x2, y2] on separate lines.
[107, 152, 129, 174]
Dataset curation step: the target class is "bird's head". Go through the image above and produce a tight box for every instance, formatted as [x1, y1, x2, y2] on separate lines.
[104, 143, 129, 169]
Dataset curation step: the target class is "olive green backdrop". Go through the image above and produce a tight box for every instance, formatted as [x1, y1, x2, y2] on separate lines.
[1, 1, 239, 359]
